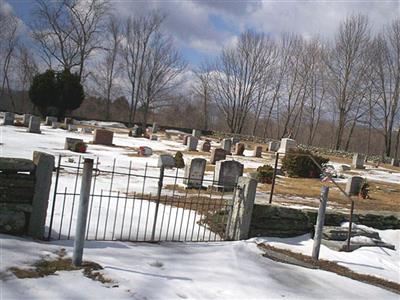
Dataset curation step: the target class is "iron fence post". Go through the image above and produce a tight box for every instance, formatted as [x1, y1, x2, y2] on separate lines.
[151, 165, 165, 242]
[347, 200, 355, 252]
[312, 186, 329, 260]
[269, 152, 279, 204]
[72, 158, 94, 266]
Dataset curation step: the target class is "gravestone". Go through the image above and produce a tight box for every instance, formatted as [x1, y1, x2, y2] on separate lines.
[64, 117, 73, 125]
[221, 138, 232, 154]
[352, 153, 365, 169]
[158, 154, 176, 169]
[187, 136, 198, 151]
[231, 137, 240, 145]
[23, 114, 32, 127]
[27, 116, 41, 134]
[79, 127, 92, 134]
[130, 125, 143, 137]
[184, 158, 206, 189]
[192, 129, 201, 138]
[150, 134, 158, 141]
[210, 148, 226, 165]
[68, 124, 77, 131]
[93, 129, 113, 145]
[64, 138, 84, 151]
[51, 121, 60, 129]
[345, 176, 364, 196]
[152, 122, 158, 133]
[277, 138, 296, 155]
[183, 134, 190, 145]
[234, 143, 245, 156]
[214, 160, 244, 191]
[45, 116, 57, 126]
[253, 145, 263, 158]
[202, 140, 211, 152]
[3, 112, 14, 125]
[268, 141, 280, 152]
[391, 158, 400, 167]
[138, 146, 152, 156]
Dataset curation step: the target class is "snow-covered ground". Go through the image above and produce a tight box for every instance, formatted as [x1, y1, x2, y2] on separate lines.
[253, 223, 400, 284]
[1, 234, 398, 299]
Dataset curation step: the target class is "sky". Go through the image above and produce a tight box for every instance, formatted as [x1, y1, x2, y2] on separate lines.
[4, 0, 400, 67]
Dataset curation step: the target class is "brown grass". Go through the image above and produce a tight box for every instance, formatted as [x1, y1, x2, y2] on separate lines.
[258, 177, 400, 212]
[7, 249, 113, 285]
[258, 243, 400, 294]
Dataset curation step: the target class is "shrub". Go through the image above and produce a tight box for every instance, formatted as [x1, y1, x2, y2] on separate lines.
[174, 151, 185, 168]
[256, 164, 274, 184]
[281, 149, 329, 178]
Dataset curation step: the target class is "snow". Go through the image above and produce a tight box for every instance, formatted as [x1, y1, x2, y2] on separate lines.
[1, 234, 398, 299]
[253, 223, 400, 284]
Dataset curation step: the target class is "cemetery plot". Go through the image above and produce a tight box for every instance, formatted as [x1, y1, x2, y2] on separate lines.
[46, 155, 236, 242]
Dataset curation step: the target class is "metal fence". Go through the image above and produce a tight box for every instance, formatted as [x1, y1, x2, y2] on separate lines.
[46, 155, 238, 242]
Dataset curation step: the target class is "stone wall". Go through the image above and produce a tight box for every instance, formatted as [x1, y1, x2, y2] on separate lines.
[0, 152, 54, 238]
[249, 204, 400, 238]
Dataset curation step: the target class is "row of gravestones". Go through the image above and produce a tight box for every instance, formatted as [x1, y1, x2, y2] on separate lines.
[157, 154, 244, 191]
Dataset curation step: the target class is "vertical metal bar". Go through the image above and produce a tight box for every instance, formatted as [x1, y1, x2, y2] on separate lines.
[86, 157, 99, 239]
[178, 171, 192, 241]
[95, 189, 103, 240]
[72, 158, 94, 266]
[346, 200, 355, 252]
[151, 165, 165, 241]
[203, 178, 216, 241]
[269, 152, 279, 204]
[47, 154, 62, 240]
[128, 192, 136, 240]
[120, 161, 132, 239]
[312, 186, 329, 260]
[111, 191, 120, 240]
[225, 178, 238, 241]
[68, 155, 82, 239]
[158, 195, 168, 241]
[190, 181, 203, 241]
[58, 187, 68, 240]
[103, 192, 112, 240]
[214, 188, 226, 241]
[136, 163, 148, 240]
[165, 168, 179, 240]
[144, 193, 152, 241]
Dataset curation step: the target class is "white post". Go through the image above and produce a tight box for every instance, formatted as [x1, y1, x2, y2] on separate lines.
[72, 158, 94, 266]
[312, 186, 329, 260]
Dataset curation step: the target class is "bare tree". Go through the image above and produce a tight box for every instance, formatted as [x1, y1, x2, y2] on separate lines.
[32, 0, 108, 79]
[370, 19, 400, 157]
[139, 32, 185, 127]
[211, 30, 275, 134]
[122, 12, 163, 126]
[0, 6, 21, 111]
[16, 45, 38, 111]
[90, 16, 122, 120]
[326, 14, 371, 150]
[192, 63, 213, 131]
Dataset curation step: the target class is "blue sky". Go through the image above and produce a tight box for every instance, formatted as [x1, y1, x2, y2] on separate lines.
[4, 0, 400, 66]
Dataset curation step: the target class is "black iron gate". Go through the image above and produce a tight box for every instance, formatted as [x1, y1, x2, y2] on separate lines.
[46, 155, 237, 242]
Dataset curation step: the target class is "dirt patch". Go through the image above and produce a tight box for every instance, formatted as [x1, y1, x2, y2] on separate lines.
[7, 249, 113, 285]
[258, 243, 400, 294]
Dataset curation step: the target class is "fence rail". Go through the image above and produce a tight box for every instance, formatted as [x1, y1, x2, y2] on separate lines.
[46, 155, 237, 242]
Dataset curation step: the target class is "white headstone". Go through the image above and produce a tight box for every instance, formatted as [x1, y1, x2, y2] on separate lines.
[27, 116, 41, 133]
[64, 137, 84, 151]
[138, 146, 153, 156]
[277, 138, 296, 155]
[391, 158, 400, 167]
[184, 158, 206, 189]
[192, 129, 201, 138]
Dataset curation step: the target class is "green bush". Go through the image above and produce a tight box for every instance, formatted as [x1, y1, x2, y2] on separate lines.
[281, 149, 329, 178]
[256, 164, 274, 184]
[174, 151, 185, 168]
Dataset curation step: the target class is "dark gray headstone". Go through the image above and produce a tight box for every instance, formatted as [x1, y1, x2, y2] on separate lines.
[221, 138, 232, 154]
[187, 136, 198, 151]
[345, 176, 364, 196]
[3, 112, 14, 125]
[28, 116, 41, 133]
[23, 114, 32, 127]
[158, 154, 175, 169]
[352, 153, 365, 169]
[214, 160, 244, 191]
[45, 116, 57, 126]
